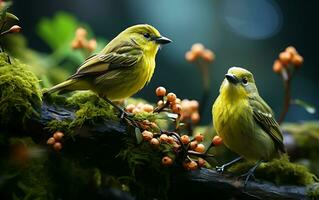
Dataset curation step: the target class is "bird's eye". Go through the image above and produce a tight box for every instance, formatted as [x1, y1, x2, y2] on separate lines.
[242, 77, 248, 85]
[143, 33, 151, 39]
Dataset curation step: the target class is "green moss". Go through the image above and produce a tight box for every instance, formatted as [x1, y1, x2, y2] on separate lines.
[229, 155, 318, 185]
[282, 121, 319, 153]
[118, 138, 173, 199]
[0, 53, 42, 126]
[45, 91, 119, 136]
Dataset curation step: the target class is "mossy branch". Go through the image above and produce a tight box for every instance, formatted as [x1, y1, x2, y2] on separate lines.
[19, 100, 312, 200]
[1, 53, 317, 199]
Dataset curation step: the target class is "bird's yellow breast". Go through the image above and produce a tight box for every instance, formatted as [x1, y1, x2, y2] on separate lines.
[212, 90, 276, 161]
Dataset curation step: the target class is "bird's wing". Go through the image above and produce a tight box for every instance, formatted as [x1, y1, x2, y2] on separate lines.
[69, 44, 143, 79]
[249, 96, 286, 153]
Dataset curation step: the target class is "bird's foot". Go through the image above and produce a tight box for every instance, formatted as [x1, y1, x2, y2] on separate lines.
[118, 109, 133, 120]
[216, 165, 226, 173]
[237, 169, 256, 186]
[216, 156, 243, 173]
[118, 109, 139, 128]
[237, 160, 262, 187]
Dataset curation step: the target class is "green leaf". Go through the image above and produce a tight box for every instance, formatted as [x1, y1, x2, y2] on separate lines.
[36, 12, 79, 50]
[165, 112, 178, 119]
[293, 99, 316, 114]
[0, 12, 19, 32]
[135, 127, 143, 144]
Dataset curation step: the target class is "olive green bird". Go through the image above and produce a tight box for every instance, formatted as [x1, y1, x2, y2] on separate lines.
[45, 24, 171, 105]
[212, 67, 285, 183]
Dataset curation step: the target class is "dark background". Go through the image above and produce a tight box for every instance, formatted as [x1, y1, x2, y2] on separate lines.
[11, 0, 319, 124]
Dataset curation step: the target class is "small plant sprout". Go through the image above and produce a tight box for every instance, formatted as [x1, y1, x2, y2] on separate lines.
[273, 46, 314, 123]
[185, 43, 215, 118]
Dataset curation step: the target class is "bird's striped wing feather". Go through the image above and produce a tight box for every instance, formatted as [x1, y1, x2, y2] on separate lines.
[69, 44, 142, 79]
[249, 97, 286, 153]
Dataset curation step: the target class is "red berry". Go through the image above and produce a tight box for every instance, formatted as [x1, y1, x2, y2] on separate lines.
[53, 131, 64, 141]
[46, 137, 55, 145]
[162, 156, 173, 166]
[156, 87, 167, 97]
[212, 135, 223, 146]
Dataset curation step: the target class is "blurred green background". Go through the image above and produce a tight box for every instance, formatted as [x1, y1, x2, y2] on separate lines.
[11, 0, 318, 124]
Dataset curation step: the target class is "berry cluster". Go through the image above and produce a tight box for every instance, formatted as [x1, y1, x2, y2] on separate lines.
[273, 46, 304, 74]
[154, 86, 200, 125]
[71, 27, 97, 53]
[125, 102, 154, 114]
[140, 128, 223, 170]
[185, 43, 215, 63]
[46, 131, 64, 151]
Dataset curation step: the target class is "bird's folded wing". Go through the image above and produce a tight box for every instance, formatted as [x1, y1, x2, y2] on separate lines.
[249, 97, 286, 153]
[69, 45, 143, 79]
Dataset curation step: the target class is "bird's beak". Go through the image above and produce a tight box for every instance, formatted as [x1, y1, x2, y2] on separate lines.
[225, 73, 239, 84]
[152, 36, 172, 44]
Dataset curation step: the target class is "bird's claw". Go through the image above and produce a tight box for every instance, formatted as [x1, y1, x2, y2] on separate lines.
[216, 165, 225, 173]
[237, 169, 256, 186]
[119, 109, 133, 120]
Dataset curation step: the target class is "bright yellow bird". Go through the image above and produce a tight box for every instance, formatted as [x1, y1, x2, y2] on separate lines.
[45, 24, 171, 101]
[212, 67, 285, 182]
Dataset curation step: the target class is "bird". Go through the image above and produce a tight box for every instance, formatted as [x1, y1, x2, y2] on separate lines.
[45, 24, 171, 114]
[212, 67, 285, 183]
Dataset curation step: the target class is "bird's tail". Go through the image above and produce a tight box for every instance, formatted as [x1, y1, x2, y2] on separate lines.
[44, 79, 76, 95]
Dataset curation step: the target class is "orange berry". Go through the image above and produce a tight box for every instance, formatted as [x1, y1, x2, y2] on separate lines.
[47, 137, 55, 145]
[189, 141, 198, 150]
[150, 138, 160, 147]
[160, 134, 168, 142]
[194, 143, 205, 153]
[279, 51, 292, 64]
[167, 93, 177, 102]
[156, 86, 167, 97]
[53, 142, 62, 151]
[53, 131, 64, 140]
[291, 54, 303, 66]
[125, 104, 135, 113]
[285, 46, 298, 55]
[162, 156, 173, 166]
[142, 130, 153, 141]
[132, 107, 141, 114]
[198, 158, 206, 167]
[142, 104, 154, 113]
[181, 135, 190, 144]
[191, 43, 205, 56]
[273, 60, 283, 73]
[71, 39, 81, 49]
[212, 135, 223, 146]
[202, 49, 215, 62]
[195, 134, 204, 142]
[172, 104, 182, 114]
[150, 122, 159, 129]
[189, 100, 199, 112]
[9, 25, 22, 33]
[76, 27, 87, 38]
[185, 51, 196, 62]
[184, 160, 198, 170]
[191, 112, 200, 123]
[167, 136, 175, 144]
[87, 39, 97, 52]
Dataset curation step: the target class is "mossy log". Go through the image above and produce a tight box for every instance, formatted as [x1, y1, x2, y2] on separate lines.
[18, 101, 310, 200]
[1, 54, 317, 199]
